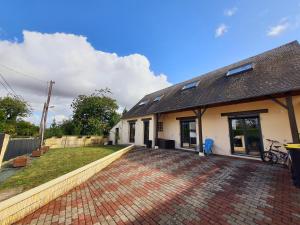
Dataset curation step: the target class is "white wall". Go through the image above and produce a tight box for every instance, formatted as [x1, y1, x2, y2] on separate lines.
[110, 95, 300, 155]
[109, 115, 155, 146]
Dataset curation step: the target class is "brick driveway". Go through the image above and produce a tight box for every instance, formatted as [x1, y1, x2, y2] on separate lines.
[16, 149, 300, 225]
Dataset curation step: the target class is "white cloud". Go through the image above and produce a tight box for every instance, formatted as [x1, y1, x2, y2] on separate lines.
[267, 18, 290, 37]
[0, 31, 171, 125]
[215, 24, 228, 38]
[224, 7, 238, 17]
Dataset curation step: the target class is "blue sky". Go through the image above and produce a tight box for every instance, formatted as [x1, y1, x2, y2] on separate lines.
[0, 1, 299, 124]
[1, 0, 299, 83]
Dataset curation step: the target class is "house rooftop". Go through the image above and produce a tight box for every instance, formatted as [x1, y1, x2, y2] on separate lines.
[123, 41, 300, 119]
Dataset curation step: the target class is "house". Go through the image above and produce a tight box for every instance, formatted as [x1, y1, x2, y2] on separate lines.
[110, 41, 300, 158]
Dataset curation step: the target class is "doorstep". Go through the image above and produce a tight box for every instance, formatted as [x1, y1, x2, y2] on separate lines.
[229, 154, 262, 161]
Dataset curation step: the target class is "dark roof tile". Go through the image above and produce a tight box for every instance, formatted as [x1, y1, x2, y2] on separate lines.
[123, 41, 300, 119]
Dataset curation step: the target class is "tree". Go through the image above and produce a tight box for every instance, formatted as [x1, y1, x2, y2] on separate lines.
[15, 120, 39, 137]
[60, 119, 80, 135]
[122, 108, 128, 116]
[0, 96, 33, 136]
[45, 119, 63, 138]
[0, 96, 31, 122]
[71, 89, 120, 136]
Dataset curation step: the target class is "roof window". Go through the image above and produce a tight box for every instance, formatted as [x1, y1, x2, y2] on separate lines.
[153, 94, 164, 102]
[139, 100, 149, 106]
[226, 63, 253, 76]
[182, 81, 199, 90]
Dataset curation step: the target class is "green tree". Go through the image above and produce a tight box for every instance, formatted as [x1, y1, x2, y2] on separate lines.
[60, 119, 80, 135]
[45, 119, 64, 138]
[0, 96, 31, 122]
[15, 120, 39, 137]
[71, 89, 120, 136]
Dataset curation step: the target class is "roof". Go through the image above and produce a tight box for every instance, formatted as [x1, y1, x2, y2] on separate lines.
[123, 41, 300, 119]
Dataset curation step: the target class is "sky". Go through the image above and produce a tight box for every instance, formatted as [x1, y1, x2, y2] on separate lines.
[0, 0, 299, 125]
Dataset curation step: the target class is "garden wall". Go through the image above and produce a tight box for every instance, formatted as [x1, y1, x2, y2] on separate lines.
[0, 144, 134, 225]
[45, 135, 107, 148]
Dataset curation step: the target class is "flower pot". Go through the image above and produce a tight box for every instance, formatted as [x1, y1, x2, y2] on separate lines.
[40, 146, 50, 153]
[13, 156, 28, 168]
[31, 150, 42, 157]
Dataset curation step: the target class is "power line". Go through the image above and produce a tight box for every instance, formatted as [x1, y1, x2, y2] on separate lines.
[0, 73, 19, 98]
[0, 63, 47, 83]
[0, 72, 32, 109]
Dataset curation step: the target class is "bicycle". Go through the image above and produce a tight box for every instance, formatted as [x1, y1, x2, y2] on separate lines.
[262, 139, 289, 166]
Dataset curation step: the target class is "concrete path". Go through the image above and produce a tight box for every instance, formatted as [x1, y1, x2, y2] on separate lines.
[15, 149, 300, 225]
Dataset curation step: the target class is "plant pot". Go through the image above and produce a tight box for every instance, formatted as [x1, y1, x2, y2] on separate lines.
[31, 150, 42, 157]
[13, 156, 28, 168]
[40, 146, 50, 153]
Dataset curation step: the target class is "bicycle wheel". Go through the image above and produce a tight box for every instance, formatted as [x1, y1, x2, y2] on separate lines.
[263, 152, 278, 164]
[263, 152, 272, 163]
[271, 153, 278, 164]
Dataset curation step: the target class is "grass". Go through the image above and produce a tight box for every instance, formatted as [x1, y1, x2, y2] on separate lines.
[0, 145, 124, 191]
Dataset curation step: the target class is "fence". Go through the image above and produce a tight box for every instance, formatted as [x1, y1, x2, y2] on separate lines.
[3, 138, 40, 161]
[45, 136, 105, 149]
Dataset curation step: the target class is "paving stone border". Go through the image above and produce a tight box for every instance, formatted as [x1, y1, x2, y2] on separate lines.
[0, 144, 133, 225]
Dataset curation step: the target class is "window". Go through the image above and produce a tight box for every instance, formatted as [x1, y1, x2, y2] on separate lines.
[129, 122, 135, 143]
[182, 81, 199, 90]
[153, 94, 164, 102]
[139, 100, 149, 106]
[226, 63, 253, 76]
[157, 121, 163, 132]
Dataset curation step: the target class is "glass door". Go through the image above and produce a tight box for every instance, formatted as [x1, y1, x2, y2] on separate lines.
[180, 120, 197, 149]
[129, 122, 135, 143]
[229, 116, 263, 157]
[143, 120, 149, 145]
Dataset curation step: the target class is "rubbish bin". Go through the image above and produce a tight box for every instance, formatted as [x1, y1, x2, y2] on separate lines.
[284, 144, 300, 188]
[146, 140, 152, 148]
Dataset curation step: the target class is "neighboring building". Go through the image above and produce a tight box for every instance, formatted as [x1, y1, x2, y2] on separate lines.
[110, 41, 300, 158]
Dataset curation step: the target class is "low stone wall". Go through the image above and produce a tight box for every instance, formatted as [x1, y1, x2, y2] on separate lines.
[0, 144, 134, 225]
[45, 135, 107, 148]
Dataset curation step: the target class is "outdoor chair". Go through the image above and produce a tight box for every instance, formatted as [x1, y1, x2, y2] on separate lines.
[203, 138, 214, 155]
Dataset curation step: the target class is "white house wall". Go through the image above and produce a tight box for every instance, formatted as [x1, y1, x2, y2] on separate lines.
[109, 115, 155, 146]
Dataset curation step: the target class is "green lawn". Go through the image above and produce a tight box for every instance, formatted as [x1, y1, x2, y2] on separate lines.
[0, 145, 124, 191]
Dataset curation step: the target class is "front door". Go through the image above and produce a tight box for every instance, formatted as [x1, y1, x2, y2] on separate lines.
[229, 116, 263, 157]
[180, 120, 197, 149]
[143, 120, 149, 145]
[115, 128, 119, 145]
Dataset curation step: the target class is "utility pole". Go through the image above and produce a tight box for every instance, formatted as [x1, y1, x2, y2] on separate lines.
[39, 80, 55, 148]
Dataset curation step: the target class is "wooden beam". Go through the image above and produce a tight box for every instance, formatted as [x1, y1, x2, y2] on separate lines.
[127, 119, 137, 123]
[193, 109, 204, 153]
[155, 113, 160, 146]
[271, 98, 288, 110]
[286, 96, 300, 143]
[221, 109, 268, 117]
[141, 117, 152, 121]
[176, 116, 196, 120]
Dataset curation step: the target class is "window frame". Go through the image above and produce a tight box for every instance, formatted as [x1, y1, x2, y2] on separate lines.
[181, 81, 200, 90]
[157, 121, 163, 132]
[226, 63, 253, 76]
[153, 94, 164, 102]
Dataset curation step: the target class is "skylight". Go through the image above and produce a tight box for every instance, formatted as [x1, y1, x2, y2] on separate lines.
[182, 81, 199, 90]
[226, 63, 253, 76]
[139, 100, 149, 106]
[153, 94, 164, 102]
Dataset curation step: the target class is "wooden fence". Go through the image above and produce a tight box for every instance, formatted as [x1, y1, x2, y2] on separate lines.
[3, 138, 40, 161]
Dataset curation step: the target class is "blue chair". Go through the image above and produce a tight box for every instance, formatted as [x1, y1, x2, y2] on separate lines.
[203, 138, 214, 155]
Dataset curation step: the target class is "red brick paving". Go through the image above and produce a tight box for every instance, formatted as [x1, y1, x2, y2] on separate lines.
[15, 149, 300, 225]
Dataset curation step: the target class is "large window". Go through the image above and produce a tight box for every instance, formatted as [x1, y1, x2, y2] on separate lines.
[129, 122, 135, 143]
